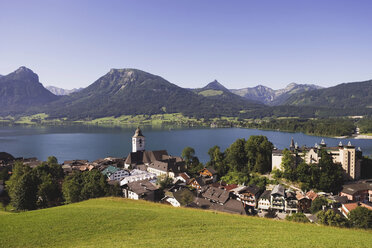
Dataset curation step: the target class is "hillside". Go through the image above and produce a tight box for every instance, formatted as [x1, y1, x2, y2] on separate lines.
[0, 67, 59, 115]
[231, 83, 322, 105]
[46, 69, 263, 119]
[0, 198, 371, 248]
[46, 86, 83, 95]
[284, 79, 372, 109]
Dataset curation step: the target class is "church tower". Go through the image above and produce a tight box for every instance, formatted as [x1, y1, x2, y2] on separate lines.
[132, 127, 145, 152]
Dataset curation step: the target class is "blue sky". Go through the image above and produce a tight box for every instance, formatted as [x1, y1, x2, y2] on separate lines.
[1, 0, 371, 89]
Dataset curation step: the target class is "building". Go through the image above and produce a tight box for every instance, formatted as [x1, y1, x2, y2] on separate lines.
[285, 191, 298, 213]
[272, 138, 362, 180]
[271, 185, 285, 212]
[296, 192, 312, 213]
[210, 199, 247, 215]
[341, 202, 372, 218]
[340, 181, 372, 202]
[257, 190, 271, 211]
[124, 127, 186, 178]
[231, 185, 262, 208]
[108, 170, 130, 181]
[123, 179, 158, 201]
[199, 167, 218, 182]
[119, 169, 157, 186]
[101, 165, 120, 177]
[132, 126, 145, 153]
[202, 186, 230, 205]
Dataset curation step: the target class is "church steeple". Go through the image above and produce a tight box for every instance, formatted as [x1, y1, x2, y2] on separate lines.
[132, 127, 145, 152]
[289, 137, 295, 151]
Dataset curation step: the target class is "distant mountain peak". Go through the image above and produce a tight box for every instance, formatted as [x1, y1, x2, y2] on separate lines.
[9, 66, 39, 82]
[203, 80, 229, 91]
[15, 66, 34, 73]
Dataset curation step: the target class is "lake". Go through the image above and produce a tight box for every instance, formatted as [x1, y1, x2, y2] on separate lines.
[0, 125, 371, 163]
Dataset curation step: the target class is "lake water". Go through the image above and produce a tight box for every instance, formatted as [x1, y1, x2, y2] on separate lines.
[0, 125, 371, 163]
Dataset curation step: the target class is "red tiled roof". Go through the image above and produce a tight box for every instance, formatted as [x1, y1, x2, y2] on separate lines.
[306, 190, 318, 201]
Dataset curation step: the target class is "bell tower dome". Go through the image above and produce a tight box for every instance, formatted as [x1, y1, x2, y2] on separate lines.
[132, 127, 145, 152]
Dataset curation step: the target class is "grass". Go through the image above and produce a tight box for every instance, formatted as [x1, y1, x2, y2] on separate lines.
[198, 89, 223, 97]
[0, 197, 371, 248]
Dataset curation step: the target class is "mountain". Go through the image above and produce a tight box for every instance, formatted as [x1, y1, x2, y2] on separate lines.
[231, 83, 322, 105]
[46, 86, 83, 95]
[0, 67, 59, 115]
[284, 79, 372, 109]
[46, 69, 263, 119]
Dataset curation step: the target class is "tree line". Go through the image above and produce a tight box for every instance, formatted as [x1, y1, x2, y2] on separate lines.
[4, 157, 120, 211]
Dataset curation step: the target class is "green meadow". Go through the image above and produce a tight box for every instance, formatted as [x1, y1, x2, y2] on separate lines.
[0, 197, 371, 248]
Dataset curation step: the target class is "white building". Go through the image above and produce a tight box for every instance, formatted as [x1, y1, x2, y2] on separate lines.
[119, 169, 157, 186]
[257, 190, 271, 211]
[272, 139, 361, 180]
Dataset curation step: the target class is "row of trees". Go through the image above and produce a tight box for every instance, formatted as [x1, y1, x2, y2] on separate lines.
[5, 156, 120, 211]
[317, 207, 372, 229]
[274, 149, 344, 193]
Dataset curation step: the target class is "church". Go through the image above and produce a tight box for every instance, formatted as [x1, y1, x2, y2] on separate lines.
[124, 127, 186, 178]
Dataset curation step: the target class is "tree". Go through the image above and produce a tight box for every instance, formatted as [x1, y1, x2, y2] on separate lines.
[348, 206, 372, 229]
[225, 139, 248, 173]
[81, 170, 108, 200]
[182, 147, 203, 176]
[0, 167, 10, 181]
[182, 147, 196, 166]
[317, 149, 344, 193]
[62, 172, 83, 204]
[178, 189, 194, 206]
[6, 161, 38, 210]
[317, 209, 348, 227]
[310, 197, 328, 214]
[220, 170, 249, 185]
[245, 135, 273, 174]
[264, 208, 277, 218]
[281, 149, 297, 181]
[207, 146, 228, 177]
[156, 175, 173, 190]
[9, 171, 39, 210]
[285, 212, 310, 223]
[37, 174, 61, 208]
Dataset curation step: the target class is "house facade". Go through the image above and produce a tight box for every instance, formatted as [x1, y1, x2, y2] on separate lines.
[270, 185, 285, 212]
[272, 138, 362, 180]
[257, 190, 271, 210]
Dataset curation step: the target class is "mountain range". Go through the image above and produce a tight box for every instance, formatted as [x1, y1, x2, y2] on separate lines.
[0, 66, 371, 119]
[46, 86, 83, 96]
[230, 83, 322, 105]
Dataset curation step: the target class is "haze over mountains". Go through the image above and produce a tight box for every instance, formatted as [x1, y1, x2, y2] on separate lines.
[231, 83, 323, 105]
[46, 86, 83, 96]
[0, 66, 371, 119]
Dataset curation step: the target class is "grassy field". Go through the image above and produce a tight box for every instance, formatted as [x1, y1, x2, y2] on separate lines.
[0, 198, 371, 248]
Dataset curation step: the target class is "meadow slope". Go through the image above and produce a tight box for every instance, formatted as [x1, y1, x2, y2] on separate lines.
[0, 197, 371, 248]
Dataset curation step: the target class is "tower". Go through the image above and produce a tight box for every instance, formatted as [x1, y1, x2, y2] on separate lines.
[289, 137, 295, 151]
[132, 127, 145, 152]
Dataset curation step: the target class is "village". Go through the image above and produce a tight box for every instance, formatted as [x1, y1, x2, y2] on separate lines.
[1, 127, 372, 224]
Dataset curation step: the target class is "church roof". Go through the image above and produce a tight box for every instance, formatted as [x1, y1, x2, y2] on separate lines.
[125, 150, 169, 165]
[133, 127, 144, 138]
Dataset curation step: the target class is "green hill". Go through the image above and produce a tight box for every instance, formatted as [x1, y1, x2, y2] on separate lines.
[0, 198, 371, 248]
[284, 79, 372, 109]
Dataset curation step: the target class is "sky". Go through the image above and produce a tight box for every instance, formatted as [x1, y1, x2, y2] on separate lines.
[0, 0, 372, 90]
